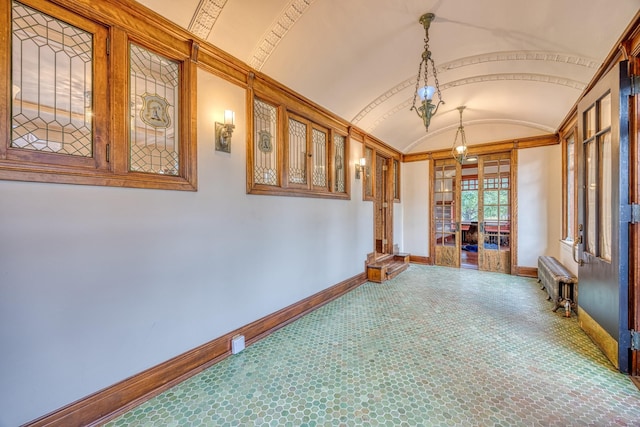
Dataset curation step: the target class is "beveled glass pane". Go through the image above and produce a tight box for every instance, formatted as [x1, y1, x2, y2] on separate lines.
[599, 93, 611, 130]
[333, 134, 346, 193]
[499, 206, 509, 220]
[364, 147, 373, 198]
[288, 118, 307, 185]
[499, 190, 509, 204]
[11, 1, 93, 156]
[393, 159, 399, 199]
[586, 140, 597, 254]
[585, 106, 596, 139]
[312, 128, 327, 187]
[599, 133, 611, 261]
[129, 43, 179, 175]
[484, 205, 498, 220]
[254, 98, 278, 186]
[566, 135, 575, 240]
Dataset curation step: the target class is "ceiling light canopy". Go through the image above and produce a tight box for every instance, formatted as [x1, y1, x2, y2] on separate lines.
[410, 13, 444, 132]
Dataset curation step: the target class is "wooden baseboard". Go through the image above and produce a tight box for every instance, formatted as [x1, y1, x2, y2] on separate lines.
[25, 272, 368, 427]
[578, 306, 619, 370]
[410, 255, 430, 265]
[516, 266, 537, 278]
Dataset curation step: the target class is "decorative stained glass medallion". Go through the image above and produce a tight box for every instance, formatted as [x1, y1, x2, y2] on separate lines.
[129, 43, 179, 175]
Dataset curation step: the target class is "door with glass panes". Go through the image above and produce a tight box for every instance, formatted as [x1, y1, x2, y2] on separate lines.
[432, 159, 460, 268]
[575, 61, 631, 372]
[477, 154, 512, 274]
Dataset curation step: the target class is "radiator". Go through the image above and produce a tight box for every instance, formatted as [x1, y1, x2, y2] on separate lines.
[537, 256, 578, 317]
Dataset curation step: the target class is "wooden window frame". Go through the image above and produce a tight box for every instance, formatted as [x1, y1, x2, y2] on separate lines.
[561, 121, 578, 242]
[247, 92, 350, 200]
[0, 0, 197, 191]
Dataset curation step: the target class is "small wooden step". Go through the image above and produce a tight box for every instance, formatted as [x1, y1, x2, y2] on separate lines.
[366, 253, 410, 283]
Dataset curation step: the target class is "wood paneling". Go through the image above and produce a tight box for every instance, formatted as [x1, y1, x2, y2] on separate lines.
[24, 272, 368, 427]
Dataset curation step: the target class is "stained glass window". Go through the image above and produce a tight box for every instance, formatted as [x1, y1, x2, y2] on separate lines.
[129, 43, 179, 175]
[11, 1, 93, 157]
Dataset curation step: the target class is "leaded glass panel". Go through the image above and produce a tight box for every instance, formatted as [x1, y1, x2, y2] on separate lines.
[129, 43, 179, 175]
[312, 128, 327, 187]
[288, 118, 307, 185]
[333, 134, 346, 193]
[393, 159, 400, 199]
[364, 146, 373, 198]
[254, 98, 278, 186]
[11, 1, 93, 156]
[566, 134, 575, 241]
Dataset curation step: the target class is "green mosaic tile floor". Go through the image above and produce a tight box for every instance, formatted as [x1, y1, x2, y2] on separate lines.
[106, 265, 640, 426]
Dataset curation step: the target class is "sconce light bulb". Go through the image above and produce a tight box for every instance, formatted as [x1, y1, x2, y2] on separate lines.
[224, 110, 235, 125]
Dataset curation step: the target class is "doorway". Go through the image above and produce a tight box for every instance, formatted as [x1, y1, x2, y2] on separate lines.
[366, 147, 394, 257]
[432, 153, 513, 274]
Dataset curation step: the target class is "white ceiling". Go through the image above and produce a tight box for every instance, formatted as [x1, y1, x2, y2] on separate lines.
[138, 0, 639, 153]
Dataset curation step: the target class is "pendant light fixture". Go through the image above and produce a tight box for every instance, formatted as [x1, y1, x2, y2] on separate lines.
[410, 13, 444, 132]
[452, 106, 468, 164]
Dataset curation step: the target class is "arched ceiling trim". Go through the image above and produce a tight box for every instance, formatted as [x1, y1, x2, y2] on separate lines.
[249, 0, 315, 71]
[351, 50, 596, 124]
[439, 51, 598, 72]
[188, 0, 229, 39]
[366, 72, 586, 133]
[404, 118, 557, 153]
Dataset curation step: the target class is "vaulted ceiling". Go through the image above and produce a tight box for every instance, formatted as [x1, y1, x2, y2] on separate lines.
[138, 0, 639, 154]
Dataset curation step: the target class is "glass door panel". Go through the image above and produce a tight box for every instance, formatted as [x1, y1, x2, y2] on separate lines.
[478, 155, 511, 274]
[433, 160, 459, 268]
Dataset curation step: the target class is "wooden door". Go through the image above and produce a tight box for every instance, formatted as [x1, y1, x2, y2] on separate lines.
[432, 159, 460, 268]
[477, 154, 512, 274]
[575, 61, 631, 372]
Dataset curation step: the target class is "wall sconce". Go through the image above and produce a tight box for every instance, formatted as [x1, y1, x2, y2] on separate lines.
[355, 157, 366, 179]
[215, 110, 235, 153]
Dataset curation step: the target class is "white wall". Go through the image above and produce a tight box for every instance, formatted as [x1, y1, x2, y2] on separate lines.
[517, 145, 562, 267]
[401, 161, 430, 257]
[0, 69, 373, 427]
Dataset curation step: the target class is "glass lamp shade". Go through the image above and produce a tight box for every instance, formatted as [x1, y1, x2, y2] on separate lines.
[417, 85, 436, 101]
[454, 144, 467, 155]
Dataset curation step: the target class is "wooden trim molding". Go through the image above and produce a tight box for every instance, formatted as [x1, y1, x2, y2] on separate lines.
[24, 272, 368, 427]
[403, 133, 559, 163]
[515, 266, 537, 278]
[410, 255, 431, 265]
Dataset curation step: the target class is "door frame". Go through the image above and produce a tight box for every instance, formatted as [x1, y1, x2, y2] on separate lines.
[430, 150, 518, 274]
[373, 152, 394, 255]
[630, 55, 640, 377]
